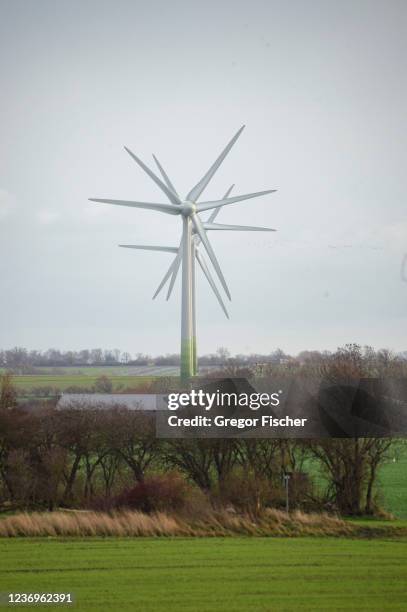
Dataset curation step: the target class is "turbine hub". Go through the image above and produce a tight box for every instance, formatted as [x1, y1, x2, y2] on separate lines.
[181, 201, 196, 216]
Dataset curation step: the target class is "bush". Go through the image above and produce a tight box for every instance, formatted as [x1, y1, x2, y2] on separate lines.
[214, 469, 276, 515]
[113, 472, 194, 514]
[93, 376, 113, 393]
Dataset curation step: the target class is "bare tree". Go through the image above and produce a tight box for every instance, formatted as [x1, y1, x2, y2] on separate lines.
[163, 440, 216, 491]
[108, 409, 158, 483]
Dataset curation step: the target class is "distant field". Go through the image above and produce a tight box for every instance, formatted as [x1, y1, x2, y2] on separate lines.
[0, 537, 406, 611]
[8, 366, 220, 391]
[12, 374, 160, 391]
[9, 366, 186, 391]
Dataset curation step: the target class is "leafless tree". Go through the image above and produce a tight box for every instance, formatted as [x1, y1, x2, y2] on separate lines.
[107, 409, 159, 483]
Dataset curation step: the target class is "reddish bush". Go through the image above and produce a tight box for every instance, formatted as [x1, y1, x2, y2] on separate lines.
[114, 472, 192, 513]
[214, 469, 276, 515]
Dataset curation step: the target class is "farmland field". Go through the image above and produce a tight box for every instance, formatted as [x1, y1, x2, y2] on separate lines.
[0, 537, 406, 611]
[9, 366, 217, 391]
[12, 374, 159, 391]
[8, 366, 181, 392]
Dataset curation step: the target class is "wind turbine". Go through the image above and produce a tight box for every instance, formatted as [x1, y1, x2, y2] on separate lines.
[90, 126, 277, 380]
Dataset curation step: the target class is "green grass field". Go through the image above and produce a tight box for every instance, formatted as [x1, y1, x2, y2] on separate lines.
[7, 366, 181, 393]
[13, 374, 157, 391]
[0, 537, 406, 611]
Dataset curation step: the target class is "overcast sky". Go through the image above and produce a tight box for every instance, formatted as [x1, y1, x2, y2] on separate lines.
[1, 0, 406, 356]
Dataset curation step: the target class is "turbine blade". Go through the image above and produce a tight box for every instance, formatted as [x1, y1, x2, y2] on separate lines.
[89, 198, 180, 215]
[119, 245, 178, 253]
[186, 127, 245, 202]
[195, 249, 229, 319]
[193, 184, 235, 248]
[208, 184, 234, 223]
[153, 257, 178, 299]
[191, 213, 231, 300]
[197, 189, 276, 213]
[124, 146, 181, 205]
[203, 223, 276, 232]
[152, 155, 179, 197]
[166, 247, 183, 300]
[223, 184, 235, 199]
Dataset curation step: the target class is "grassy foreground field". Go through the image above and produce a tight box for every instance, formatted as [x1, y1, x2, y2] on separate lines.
[0, 537, 406, 611]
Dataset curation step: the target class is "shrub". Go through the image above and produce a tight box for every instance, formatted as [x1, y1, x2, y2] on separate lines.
[214, 469, 276, 515]
[93, 376, 113, 393]
[114, 472, 194, 514]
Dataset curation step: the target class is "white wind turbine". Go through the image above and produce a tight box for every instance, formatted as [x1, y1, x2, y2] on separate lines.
[90, 126, 277, 380]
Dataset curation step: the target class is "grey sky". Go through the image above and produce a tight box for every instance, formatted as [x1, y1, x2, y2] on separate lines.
[1, 0, 406, 356]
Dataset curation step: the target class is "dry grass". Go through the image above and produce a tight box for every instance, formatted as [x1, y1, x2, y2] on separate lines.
[0, 511, 184, 538]
[0, 508, 362, 538]
[2, 507, 406, 538]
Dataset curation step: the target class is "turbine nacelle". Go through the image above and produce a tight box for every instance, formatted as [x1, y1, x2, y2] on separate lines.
[181, 201, 197, 216]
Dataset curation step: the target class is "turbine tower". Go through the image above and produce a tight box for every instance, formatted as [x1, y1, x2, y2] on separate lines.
[90, 126, 277, 380]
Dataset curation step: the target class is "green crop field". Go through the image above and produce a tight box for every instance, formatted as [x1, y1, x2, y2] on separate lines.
[0, 537, 406, 611]
[7, 365, 222, 392]
[9, 366, 184, 393]
[12, 374, 158, 392]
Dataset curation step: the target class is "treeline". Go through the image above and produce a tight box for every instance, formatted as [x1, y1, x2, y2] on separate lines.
[0, 344, 406, 517]
[2, 344, 407, 370]
[0, 346, 287, 369]
[0, 405, 397, 517]
[0, 347, 133, 369]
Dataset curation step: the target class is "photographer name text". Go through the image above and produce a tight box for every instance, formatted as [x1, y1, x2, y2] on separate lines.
[167, 415, 307, 429]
